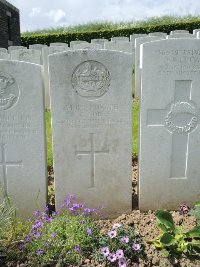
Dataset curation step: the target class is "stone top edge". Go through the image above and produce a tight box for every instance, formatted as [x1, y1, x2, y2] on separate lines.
[0, 0, 19, 13]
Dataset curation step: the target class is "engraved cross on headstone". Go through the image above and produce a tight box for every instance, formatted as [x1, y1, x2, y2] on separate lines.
[75, 133, 109, 188]
[0, 144, 23, 192]
[147, 80, 199, 178]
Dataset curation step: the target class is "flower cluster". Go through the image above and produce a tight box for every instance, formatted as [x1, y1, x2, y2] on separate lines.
[98, 223, 143, 266]
[16, 195, 100, 266]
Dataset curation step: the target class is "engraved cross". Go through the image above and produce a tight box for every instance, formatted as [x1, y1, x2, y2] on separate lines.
[0, 144, 23, 193]
[147, 80, 199, 179]
[75, 133, 109, 188]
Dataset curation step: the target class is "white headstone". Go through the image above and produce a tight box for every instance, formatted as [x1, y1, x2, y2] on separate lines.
[49, 50, 132, 217]
[50, 43, 68, 47]
[70, 40, 88, 48]
[8, 46, 27, 53]
[72, 43, 103, 50]
[91, 39, 109, 45]
[42, 46, 70, 109]
[197, 32, 200, 39]
[170, 30, 189, 35]
[0, 49, 10, 59]
[130, 34, 147, 42]
[29, 44, 48, 51]
[193, 29, 200, 37]
[11, 49, 41, 64]
[139, 39, 200, 210]
[104, 41, 134, 53]
[0, 60, 47, 217]
[167, 34, 195, 39]
[148, 32, 167, 37]
[111, 36, 129, 42]
[135, 36, 165, 98]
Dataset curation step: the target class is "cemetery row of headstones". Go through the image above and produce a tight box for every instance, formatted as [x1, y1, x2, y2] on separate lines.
[0, 32, 200, 219]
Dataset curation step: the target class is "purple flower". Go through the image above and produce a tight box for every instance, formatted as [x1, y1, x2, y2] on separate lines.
[74, 245, 80, 252]
[107, 253, 117, 262]
[79, 220, 84, 224]
[33, 210, 39, 216]
[41, 212, 48, 220]
[18, 243, 24, 251]
[45, 205, 49, 212]
[116, 249, 124, 259]
[32, 221, 44, 229]
[120, 236, 129, 244]
[52, 211, 57, 217]
[108, 230, 117, 239]
[25, 235, 31, 243]
[179, 204, 190, 215]
[132, 243, 141, 251]
[34, 232, 41, 238]
[51, 232, 57, 238]
[112, 223, 121, 229]
[87, 227, 92, 236]
[37, 249, 44, 255]
[118, 258, 127, 267]
[100, 246, 110, 257]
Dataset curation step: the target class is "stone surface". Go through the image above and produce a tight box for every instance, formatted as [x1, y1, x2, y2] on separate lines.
[10, 49, 41, 64]
[111, 36, 129, 42]
[50, 43, 68, 47]
[0, 48, 10, 59]
[167, 34, 195, 39]
[70, 40, 88, 48]
[49, 50, 132, 217]
[193, 29, 200, 37]
[42, 46, 70, 109]
[29, 44, 48, 51]
[139, 39, 200, 210]
[0, 60, 47, 217]
[130, 34, 147, 42]
[135, 36, 165, 98]
[148, 32, 167, 37]
[104, 41, 134, 53]
[8, 46, 26, 53]
[72, 43, 103, 49]
[91, 38, 109, 45]
[170, 30, 189, 34]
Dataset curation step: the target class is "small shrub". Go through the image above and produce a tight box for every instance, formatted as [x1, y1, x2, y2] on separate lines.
[7, 195, 103, 266]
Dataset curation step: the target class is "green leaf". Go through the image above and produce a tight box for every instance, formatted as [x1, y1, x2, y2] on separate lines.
[188, 241, 200, 247]
[186, 226, 200, 238]
[155, 210, 175, 232]
[194, 201, 200, 207]
[160, 233, 175, 246]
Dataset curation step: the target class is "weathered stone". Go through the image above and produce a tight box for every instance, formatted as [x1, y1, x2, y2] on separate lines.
[42, 46, 70, 109]
[0, 60, 47, 217]
[148, 32, 167, 37]
[111, 36, 129, 42]
[50, 43, 68, 47]
[0, 48, 10, 59]
[104, 41, 134, 53]
[72, 43, 103, 49]
[49, 50, 132, 217]
[8, 46, 26, 53]
[139, 39, 200, 210]
[130, 34, 147, 42]
[70, 40, 88, 48]
[135, 36, 165, 98]
[170, 30, 189, 34]
[91, 38, 109, 45]
[29, 44, 48, 51]
[167, 34, 195, 39]
[10, 49, 41, 64]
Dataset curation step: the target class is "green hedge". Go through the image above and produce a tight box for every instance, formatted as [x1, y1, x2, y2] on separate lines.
[21, 19, 200, 46]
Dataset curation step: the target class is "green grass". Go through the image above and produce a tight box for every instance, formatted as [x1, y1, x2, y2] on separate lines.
[132, 99, 139, 157]
[22, 15, 199, 35]
[45, 111, 53, 168]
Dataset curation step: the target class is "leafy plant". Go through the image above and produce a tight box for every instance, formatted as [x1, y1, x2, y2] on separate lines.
[189, 201, 200, 226]
[149, 210, 200, 256]
[95, 223, 143, 266]
[6, 195, 102, 266]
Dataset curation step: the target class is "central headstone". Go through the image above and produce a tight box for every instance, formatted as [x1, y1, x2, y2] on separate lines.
[49, 50, 132, 217]
[139, 39, 200, 210]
